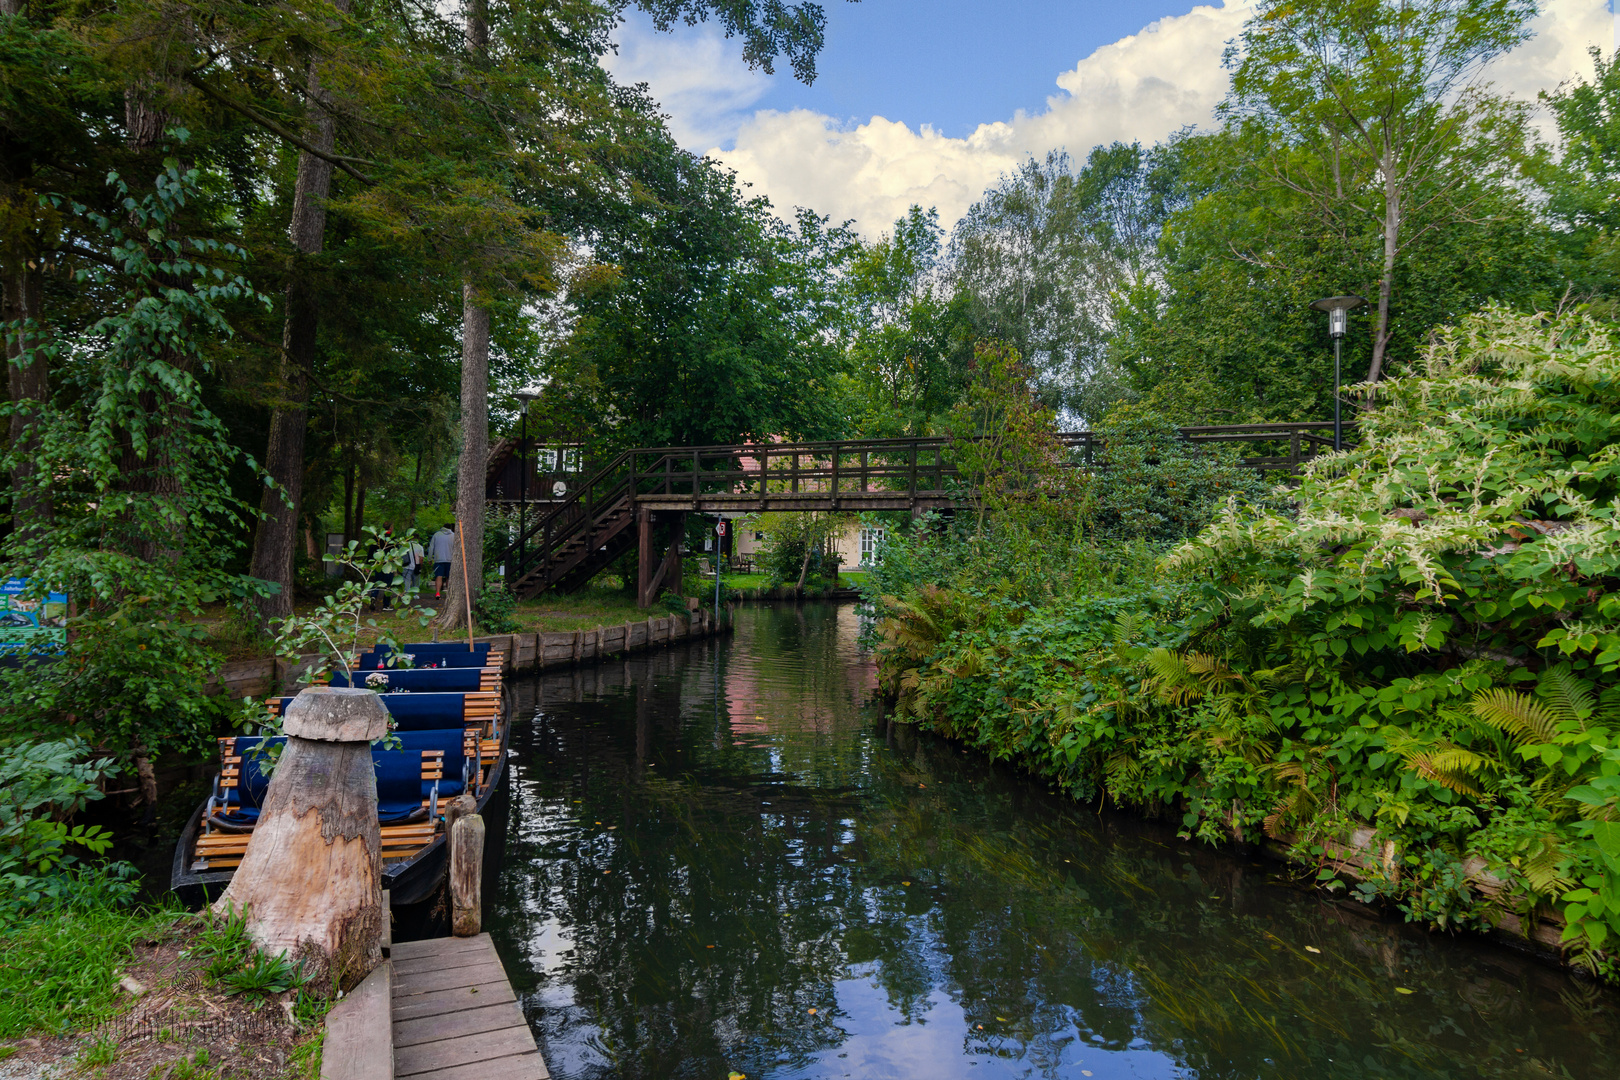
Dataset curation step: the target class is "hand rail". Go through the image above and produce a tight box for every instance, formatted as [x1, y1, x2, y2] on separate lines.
[496, 422, 1359, 582]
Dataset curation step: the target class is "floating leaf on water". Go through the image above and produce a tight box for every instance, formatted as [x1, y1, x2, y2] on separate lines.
[808, 1008, 817, 1015]
[730, 1073, 747, 1080]
[901, 881, 911, 886]
[1305, 946, 1321, 954]
[1395, 987, 1414, 995]
[996, 1017, 1008, 1022]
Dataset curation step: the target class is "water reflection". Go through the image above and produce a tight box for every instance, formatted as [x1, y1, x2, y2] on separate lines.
[490, 603, 1620, 1080]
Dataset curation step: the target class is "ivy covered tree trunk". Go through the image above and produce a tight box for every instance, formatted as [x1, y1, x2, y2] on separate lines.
[438, 0, 490, 633]
[3, 263, 50, 540]
[250, 7, 350, 624]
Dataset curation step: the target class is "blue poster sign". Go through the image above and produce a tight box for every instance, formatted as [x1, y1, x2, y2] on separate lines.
[0, 578, 68, 655]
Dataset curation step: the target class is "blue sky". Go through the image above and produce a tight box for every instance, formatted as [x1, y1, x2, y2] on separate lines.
[607, 1, 1616, 235]
[742, 1, 1201, 140]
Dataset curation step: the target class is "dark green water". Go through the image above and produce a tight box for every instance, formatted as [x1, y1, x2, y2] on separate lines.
[489, 603, 1620, 1080]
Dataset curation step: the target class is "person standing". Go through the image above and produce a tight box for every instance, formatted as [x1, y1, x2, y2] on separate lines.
[429, 521, 456, 598]
[402, 533, 424, 599]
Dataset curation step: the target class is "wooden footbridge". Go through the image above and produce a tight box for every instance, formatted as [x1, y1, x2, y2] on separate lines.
[495, 422, 1345, 607]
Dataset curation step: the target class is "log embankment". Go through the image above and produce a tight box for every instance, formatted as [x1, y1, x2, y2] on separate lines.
[204, 605, 736, 699]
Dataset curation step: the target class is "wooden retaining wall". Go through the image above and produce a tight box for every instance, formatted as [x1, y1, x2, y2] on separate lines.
[206, 605, 736, 700]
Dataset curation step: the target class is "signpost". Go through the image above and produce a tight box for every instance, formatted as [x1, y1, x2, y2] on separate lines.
[714, 521, 726, 626]
[0, 578, 68, 657]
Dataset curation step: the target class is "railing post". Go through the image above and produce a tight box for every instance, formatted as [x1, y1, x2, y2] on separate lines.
[830, 444, 840, 505]
[908, 442, 918, 497]
[693, 449, 700, 502]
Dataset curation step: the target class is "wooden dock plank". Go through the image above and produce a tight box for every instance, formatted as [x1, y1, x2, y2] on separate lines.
[392, 944, 499, 977]
[393, 1001, 526, 1047]
[390, 935, 495, 962]
[394, 960, 509, 996]
[393, 1025, 537, 1076]
[391, 981, 515, 1023]
[399, 1056, 548, 1080]
[321, 962, 392, 1080]
[387, 931, 546, 1080]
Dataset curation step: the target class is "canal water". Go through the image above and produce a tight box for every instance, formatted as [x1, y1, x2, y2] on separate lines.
[489, 603, 1620, 1080]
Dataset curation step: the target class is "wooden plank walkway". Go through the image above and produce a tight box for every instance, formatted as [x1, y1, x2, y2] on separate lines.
[390, 933, 548, 1080]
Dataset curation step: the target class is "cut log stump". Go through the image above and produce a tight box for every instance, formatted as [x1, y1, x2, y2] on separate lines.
[216, 686, 387, 993]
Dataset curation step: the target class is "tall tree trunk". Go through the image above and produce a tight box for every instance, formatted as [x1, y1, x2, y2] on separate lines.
[1366, 150, 1400, 384]
[406, 449, 422, 534]
[438, 288, 489, 631]
[249, 0, 352, 625]
[342, 458, 355, 543]
[438, 0, 490, 632]
[3, 262, 50, 540]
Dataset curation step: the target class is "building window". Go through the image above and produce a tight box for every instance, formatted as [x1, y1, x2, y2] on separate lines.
[533, 447, 582, 472]
[860, 527, 885, 566]
[754, 531, 765, 541]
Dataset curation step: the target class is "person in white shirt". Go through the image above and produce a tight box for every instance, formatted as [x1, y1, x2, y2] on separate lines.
[402, 535, 424, 597]
[428, 523, 456, 598]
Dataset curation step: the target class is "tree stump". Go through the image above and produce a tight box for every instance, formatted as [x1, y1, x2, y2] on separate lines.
[216, 686, 386, 993]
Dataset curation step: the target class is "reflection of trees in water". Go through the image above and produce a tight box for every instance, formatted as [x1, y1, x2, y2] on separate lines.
[491, 607, 1620, 1080]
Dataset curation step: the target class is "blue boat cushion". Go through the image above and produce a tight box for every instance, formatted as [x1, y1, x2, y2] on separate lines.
[273, 693, 469, 730]
[217, 735, 284, 821]
[331, 668, 481, 693]
[393, 729, 470, 798]
[365, 642, 489, 666]
[358, 648, 489, 670]
[212, 738, 443, 828]
[374, 750, 432, 824]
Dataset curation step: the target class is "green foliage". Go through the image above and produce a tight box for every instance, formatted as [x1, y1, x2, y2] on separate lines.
[266, 528, 434, 688]
[474, 573, 520, 635]
[0, 158, 272, 761]
[0, 904, 176, 1038]
[837, 206, 974, 437]
[1088, 407, 1272, 542]
[545, 157, 854, 452]
[188, 906, 311, 997]
[755, 511, 850, 591]
[874, 307, 1620, 976]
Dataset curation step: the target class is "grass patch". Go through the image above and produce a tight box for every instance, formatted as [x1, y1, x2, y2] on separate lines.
[1, 906, 331, 1079]
[0, 905, 175, 1039]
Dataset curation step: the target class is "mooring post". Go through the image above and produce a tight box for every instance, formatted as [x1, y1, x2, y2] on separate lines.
[450, 813, 485, 937]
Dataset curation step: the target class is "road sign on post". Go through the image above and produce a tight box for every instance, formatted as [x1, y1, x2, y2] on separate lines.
[714, 522, 726, 625]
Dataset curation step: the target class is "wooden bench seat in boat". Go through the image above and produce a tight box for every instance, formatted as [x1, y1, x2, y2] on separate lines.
[192, 822, 440, 871]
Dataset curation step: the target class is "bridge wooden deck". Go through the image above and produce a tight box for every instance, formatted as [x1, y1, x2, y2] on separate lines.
[496, 422, 1351, 604]
[391, 934, 547, 1080]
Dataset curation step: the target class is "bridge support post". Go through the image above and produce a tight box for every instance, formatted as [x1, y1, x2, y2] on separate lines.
[637, 506, 652, 608]
[637, 510, 686, 608]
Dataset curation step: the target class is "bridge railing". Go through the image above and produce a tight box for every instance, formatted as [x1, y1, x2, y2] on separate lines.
[497, 422, 1353, 586]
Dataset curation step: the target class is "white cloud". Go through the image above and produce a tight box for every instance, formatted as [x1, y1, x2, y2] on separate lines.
[619, 1, 1619, 237]
[603, 17, 772, 150]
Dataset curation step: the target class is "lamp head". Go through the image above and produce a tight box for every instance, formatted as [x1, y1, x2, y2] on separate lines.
[1311, 294, 1366, 339]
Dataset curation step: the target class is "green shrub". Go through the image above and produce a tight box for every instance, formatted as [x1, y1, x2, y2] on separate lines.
[474, 574, 520, 634]
[873, 307, 1620, 978]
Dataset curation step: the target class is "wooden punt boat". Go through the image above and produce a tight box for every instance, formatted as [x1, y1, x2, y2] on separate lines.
[170, 645, 509, 909]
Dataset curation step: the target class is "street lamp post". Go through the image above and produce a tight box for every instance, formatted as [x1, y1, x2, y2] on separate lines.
[1310, 294, 1366, 452]
[514, 390, 538, 579]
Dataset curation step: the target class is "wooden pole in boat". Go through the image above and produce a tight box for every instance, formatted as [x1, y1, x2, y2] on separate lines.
[456, 518, 475, 651]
